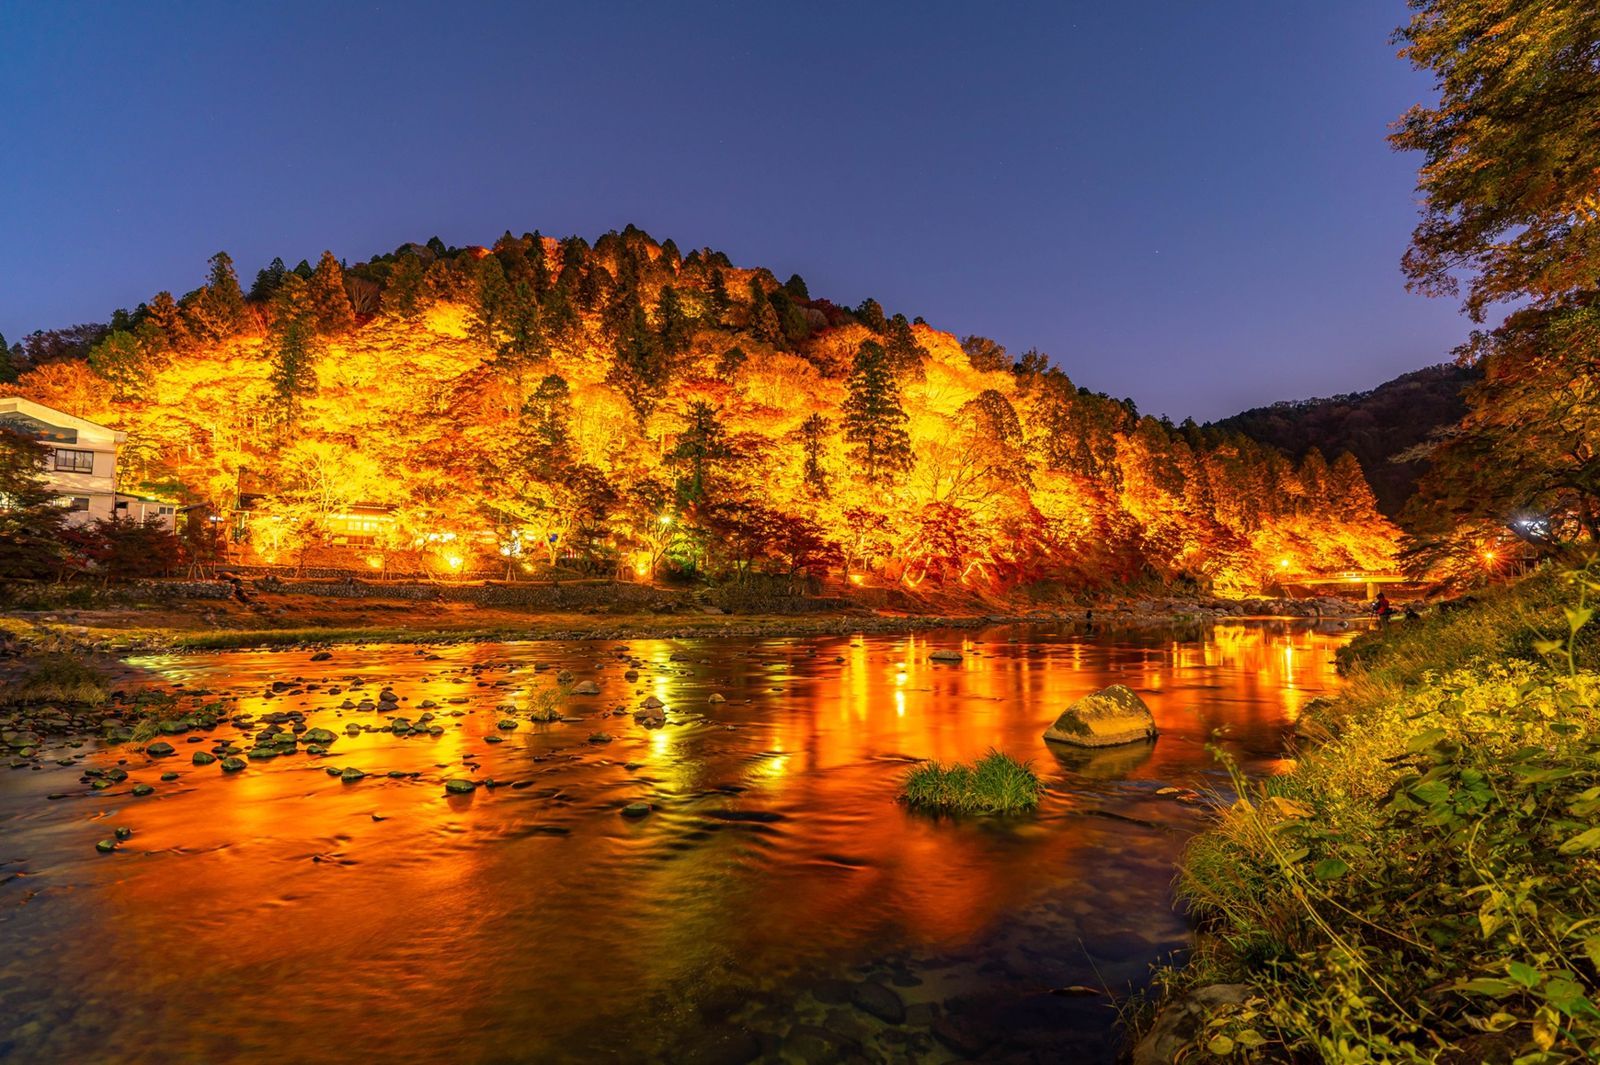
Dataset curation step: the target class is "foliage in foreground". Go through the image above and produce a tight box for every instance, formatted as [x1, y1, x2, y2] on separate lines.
[0, 651, 109, 707]
[1170, 567, 1600, 1062]
[900, 750, 1044, 814]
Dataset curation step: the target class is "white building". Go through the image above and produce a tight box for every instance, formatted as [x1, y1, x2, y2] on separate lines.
[0, 396, 172, 528]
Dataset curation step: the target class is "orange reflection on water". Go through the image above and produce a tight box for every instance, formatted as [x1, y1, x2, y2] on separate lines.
[1, 621, 1357, 1065]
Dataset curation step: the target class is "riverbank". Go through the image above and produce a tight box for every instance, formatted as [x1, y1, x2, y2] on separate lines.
[1134, 563, 1600, 1062]
[0, 581, 1370, 656]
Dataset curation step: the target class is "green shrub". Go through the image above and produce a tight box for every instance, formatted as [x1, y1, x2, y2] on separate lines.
[1166, 565, 1600, 1061]
[901, 749, 1044, 814]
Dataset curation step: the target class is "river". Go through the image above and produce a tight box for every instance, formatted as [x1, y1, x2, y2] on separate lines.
[0, 620, 1357, 1064]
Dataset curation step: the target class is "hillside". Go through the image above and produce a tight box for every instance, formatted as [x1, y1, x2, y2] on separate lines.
[1211, 363, 1476, 524]
[8, 226, 1399, 597]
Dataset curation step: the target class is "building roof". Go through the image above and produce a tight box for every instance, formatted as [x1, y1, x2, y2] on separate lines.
[0, 396, 127, 444]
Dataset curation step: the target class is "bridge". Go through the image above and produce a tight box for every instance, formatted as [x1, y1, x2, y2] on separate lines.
[1279, 570, 1413, 601]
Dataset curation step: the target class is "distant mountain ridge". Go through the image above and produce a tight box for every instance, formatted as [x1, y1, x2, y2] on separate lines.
[1210, 363, 1477, 525]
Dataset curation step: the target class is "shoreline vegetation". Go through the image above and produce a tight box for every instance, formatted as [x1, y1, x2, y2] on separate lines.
[1134, 562, 1600, 1063]
[0, 582, 1372, 658]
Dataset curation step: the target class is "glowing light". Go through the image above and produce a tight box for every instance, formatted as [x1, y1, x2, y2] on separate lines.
[658, 514, 672, 526]
[849, 574, 864, 585]
[365, 555, 382, 569]
[444, 553, 463, 571]
[1483, 550, 1496, 565]
[1278, 559, 1289, 569]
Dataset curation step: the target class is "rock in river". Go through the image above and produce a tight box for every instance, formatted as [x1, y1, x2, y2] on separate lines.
[849, 980, 906, 1024]
[444, 778, 477, 794]
[1042, 684, 1158, 748]
[929, 649, 964, 662]
[570, 680, 601, 695]
[146, 741, 176, 757]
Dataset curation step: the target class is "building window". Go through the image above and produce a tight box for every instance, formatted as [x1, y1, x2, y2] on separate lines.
[53, 449, 94, 473]
[66, 497, 90, 512]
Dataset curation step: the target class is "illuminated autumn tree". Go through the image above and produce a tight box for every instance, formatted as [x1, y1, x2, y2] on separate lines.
[842, 340, 912, 484]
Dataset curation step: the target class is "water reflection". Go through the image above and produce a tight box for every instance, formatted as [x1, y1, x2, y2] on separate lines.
[0, 621, 1354, 1064]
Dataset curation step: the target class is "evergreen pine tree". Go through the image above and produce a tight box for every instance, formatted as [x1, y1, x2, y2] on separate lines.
[471, 256, 513, 348]
[608, 301, 667, 417]
[250, 257, 288, 301]
[747, 279, 782, 345]
[855, 298, 887, 333]
[307, 250, 356, 334]
[187, 251, 249, 342]
[668, 401, 731, 503]
[784, 273, 810, 301]
[523, 373, 573, 468]
[144, 290, 189, 349]
[884, 313, 928, 375]
[541, 273, 581, 343]
[800, 413, 830, 497]
[658, 285, 692, 359]
[708, 269, 731, 319]
[267, 275, 321, 422]
[383, 251, 426, 319]
[0, 429, 68, 579]
[841, 341, 913, 484]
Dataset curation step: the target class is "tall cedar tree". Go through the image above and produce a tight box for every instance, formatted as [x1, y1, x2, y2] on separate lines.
[747, 279, 783, 345]
[800, 413, 831, 498]
[383, 252, 426, 319]
[268, 275, 321, 422]
[841, 340, 913, 484]
[0, 429, 69, 579]
[186, 252, 249, 342]
[471, 256, 513, 349]
[668, 401, 731, 504]
[657, 285, 693, 359]
[307, 251, 356, 334]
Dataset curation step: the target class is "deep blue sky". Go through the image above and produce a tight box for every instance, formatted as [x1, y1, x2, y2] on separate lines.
[0, 1, 1465, 421]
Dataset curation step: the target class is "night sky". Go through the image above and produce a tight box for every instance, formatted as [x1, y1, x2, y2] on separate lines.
[0, 1, 1467, 422]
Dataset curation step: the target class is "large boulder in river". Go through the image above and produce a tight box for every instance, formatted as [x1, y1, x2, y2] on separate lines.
[1043, 685, 1158, 748]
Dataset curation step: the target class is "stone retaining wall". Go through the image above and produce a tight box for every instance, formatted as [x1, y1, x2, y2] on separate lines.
[251, 577, 677, 610]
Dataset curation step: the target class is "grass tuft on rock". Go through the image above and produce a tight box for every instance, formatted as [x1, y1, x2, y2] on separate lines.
[901, 749, 1044, 814]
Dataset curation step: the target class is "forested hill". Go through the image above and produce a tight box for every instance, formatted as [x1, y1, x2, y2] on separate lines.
[7, 225, 1399, 595]
[1210, 363, 1477, 524]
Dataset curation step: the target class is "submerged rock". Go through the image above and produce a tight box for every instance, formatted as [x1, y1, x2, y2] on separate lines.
[929, 649, 964, 662]
[849, 980, 906, 1024]
[1043, 685, 1158, 748]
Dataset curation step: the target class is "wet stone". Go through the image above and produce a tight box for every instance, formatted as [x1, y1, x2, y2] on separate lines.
[849, 981, 905, 1024]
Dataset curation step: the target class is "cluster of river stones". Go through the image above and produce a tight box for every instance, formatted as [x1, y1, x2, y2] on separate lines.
[1, 642, 859, 854]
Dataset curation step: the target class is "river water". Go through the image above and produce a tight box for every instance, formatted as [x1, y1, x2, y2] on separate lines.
[0, 620, 1355, 1064]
